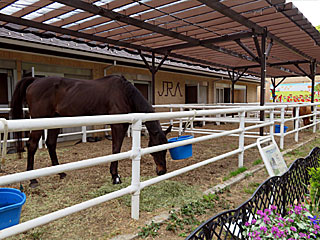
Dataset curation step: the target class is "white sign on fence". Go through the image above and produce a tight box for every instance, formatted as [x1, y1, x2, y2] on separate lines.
[257, 136, 288, 177]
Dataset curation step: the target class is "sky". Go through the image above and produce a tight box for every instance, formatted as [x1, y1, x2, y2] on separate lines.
[286, 0, 320, 27]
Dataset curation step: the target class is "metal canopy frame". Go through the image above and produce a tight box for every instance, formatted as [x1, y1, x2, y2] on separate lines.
[0, 0, 319, 105]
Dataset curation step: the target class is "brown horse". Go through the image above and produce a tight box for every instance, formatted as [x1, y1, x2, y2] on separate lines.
[293, 106, 312, 127]
[11, 75, 171, 187]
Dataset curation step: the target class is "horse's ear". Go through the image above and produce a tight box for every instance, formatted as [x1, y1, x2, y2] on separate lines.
[164, 125, 172, 136]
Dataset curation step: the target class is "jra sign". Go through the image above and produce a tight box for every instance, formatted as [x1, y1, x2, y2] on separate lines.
[157, 81, 183, 97]
[257, 136, 288, 177]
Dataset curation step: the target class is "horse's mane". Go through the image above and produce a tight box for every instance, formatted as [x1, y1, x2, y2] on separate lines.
[119, 75, 154, 114]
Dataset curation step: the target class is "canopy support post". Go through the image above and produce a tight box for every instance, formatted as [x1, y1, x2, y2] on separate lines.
[260, 28, 267, 136]
[138, 50, 170, 105]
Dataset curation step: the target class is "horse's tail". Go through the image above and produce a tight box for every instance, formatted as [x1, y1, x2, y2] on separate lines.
[11, 77, 35, 119]
[10, 77, 36, 156]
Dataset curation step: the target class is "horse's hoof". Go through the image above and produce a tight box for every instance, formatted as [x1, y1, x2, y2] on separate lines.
[112, 175, 122, 184]
[105, 135, 112, 141]
[59, 173, 67, 179]
[29, 180, 39, 188]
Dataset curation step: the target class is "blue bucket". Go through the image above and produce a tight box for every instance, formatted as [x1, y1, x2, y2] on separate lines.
[275, 125, 288, 133]
[0, 188, 26, 230]
[168, 135, 194, 160]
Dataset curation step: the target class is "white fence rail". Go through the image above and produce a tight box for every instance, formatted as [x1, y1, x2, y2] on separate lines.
[154, 102, 320, 149]
[0, 103, 319, 238]
[2, 102, 318, 150]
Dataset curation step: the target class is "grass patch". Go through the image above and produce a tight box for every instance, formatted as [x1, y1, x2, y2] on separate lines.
[252, 159, 263, 166]
[138, 221, 161, 238]
[165, 193, 217, 236]
[27, 229, 47, 240]
[137, 193, 219, 238]
[243, 182, 261, 195]
[284, 137, 320, 160]
[223, 167, 248, 181]
[90, 177, 203, 212]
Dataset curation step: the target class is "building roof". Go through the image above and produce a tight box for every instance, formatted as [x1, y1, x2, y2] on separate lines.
[0, 0, 319, 78]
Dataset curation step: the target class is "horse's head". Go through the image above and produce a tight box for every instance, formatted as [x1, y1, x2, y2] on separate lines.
[148, 124, 172, 176]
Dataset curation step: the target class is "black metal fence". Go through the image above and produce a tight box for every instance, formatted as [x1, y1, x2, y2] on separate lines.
[186, 147, 320, 240]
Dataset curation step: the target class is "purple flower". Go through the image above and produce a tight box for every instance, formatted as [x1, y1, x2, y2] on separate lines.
[260, 226, 267, 232]
[271, 226, 279, 234]
[290, 226, 297, 232]
[264, 208, 271, 215]
[278, 222, 284, 227]
[263, 216, 270, 223]
[257, 210, 265, 217]
[244, 203, 320, 240]
[270, 205, 277, 210]
[299, 232, 307, 237]
[287, 218, 294, 223]
[294, 205, 303, 215]
[276, 231, 285, 238]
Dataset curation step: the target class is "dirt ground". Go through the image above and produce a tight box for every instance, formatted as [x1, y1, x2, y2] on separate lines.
[0, 122, 316, 239]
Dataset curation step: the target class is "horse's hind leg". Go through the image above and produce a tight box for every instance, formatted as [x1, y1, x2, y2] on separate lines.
[110, 123, 129, 184]
[27, 130, 43, 188]
[46, 128, 66, 179]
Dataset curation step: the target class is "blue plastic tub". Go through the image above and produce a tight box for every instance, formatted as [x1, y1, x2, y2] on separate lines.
[275, 124, 288, 133]
[0, 188, 26, 230]
[168, 135, 194, 160]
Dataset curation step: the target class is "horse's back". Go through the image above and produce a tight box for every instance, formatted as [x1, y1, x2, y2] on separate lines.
[26, 75, 133, 118]
[299, 106, 311, 115]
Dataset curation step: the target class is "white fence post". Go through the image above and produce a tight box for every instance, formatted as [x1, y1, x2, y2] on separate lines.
[216, 113, 221, 126]
[44, 129, 48, 148]
[269, 108, 274, 138]
[202, 107, 206, 126]
[189, 108, 194, 136]
[179, 107, 183, 135]
[0, 118, 8, 168]
[313, 105, 317, 133]
[294, 106, 299, 143]
[131, 118, 142, 220]
[238, 111, 245, 168]
[280, 107, 285, 149]
[38, 135, 43, 149]
[127, 125, 131, 137]
[82, 126, 87, 143]
[170, 107, 173, 126]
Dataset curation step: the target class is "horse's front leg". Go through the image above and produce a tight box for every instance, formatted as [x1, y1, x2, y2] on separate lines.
[26, 130, 43, 188]
[46, 129, 66, 179]
[110, 124, 129, 184]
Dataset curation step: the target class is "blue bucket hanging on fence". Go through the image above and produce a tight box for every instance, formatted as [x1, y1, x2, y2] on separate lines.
[0, 188, 26, 230]
[168, 135, 194, 160]
[274, 125, 288, 133]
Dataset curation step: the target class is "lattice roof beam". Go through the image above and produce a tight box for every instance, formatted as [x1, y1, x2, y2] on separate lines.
[197, 0, 317, 63]
[11, 0, 52, 18]
[0, 13, 151, 51]
[155, 31, 253, 52]
[54, 0, 199, 45]
[233, 60, 310, 70]
[0, 0, 18, 10]
[0, 13, 234, 71]
[54, 0, 256, 63]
